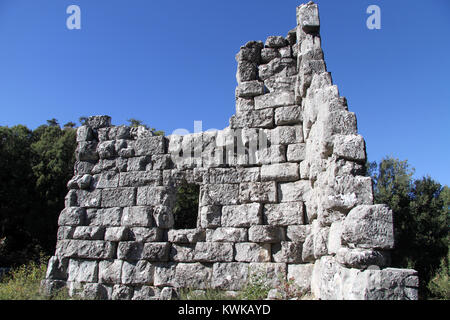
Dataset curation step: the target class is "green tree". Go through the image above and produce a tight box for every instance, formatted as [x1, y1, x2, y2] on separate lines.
[371, 157, 449, 299]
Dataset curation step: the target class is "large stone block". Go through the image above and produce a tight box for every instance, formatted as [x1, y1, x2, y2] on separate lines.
[248, 263, 287, 287]
[133, 136, 166, 156]
[212, 263, 249, 291]
[272, 241, 302, 263]
[194, 242, 234, 262]
[261, 163, 299, 182]
[200, 184, 239, 206]
[121, 260, 154, 285]
[254, 91, 295, 110]
[274, 105, 302, 125]
[72, 226, 105, 240]
[278, 180, 311, 202]
[136, 186, 175, 207]
[341, 204, 394, 250]
[58, 207, 86, 226]
[234, 243, 271, 262]
[142, 243, 171, 261]
[255, 145, 286, 165]
[56, 240, 116, 259]
[168, 229, 206, 243]
[101, 188, 136, 208]
[98, 259, 123, 284]
[235, 80, 265, 98]
[239, 182, 277, 204]
[287, 264, 314, 294]
[86, 207, 122, 226]
[206, 227, 248, 242]
[264, 202, 304, 226]
[333, 134, 366, 162]
[121, 206, 154, 227]
[119, 171, 162, 187]
[128, 227, 162, 242]
[248, 225, 285, 243]
[199, 206, 221, 229]
[221, 203, 262, 227]
[170, 244, 196, 262]
[174, 263, 213, 289]
[67, 259, 98, 283]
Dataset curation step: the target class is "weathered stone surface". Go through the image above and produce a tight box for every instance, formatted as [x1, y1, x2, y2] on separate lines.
[128, 227, 162, 242]
[132, 286, 160, 300]
[272, 241, 303, 263]
[297, 2, 320, 32]
[194, 242, 234, 262]
[174, 263, 212, 289]
[67, 259, 98, 283]
[265, 36, 288, 48]
[72, 226, 105, 240]
[101, 188, 136, 208]
[119, 171, 162, 187]
[287, 264, 314, 294]
[121, 206, 154, 227]
[99, 259, 123, 284]
[261, 163, 299, 182]
[249, 263, 287, 287]
[93, 172, 119, 189]
[261, 48, 280, 63]
[274, 105, 302, 125]
[104, 227, 129, 242]
[212, 263, 249, 291]
[248, 226, 285, 243]
[286, 225, 311, 243]
[170, 244, 195, 262]
[221, 203, 262, 227]
[121, 260, 154, 285]
[200, 184, 239, 206]
[168, 229, 206, 243]
[264, 202, 303, 226]
[86, 115, 111, 129]
[199, 206, 221, 229]
[56, 240, 116, 259]
[133, 136, 166, 156]
[341, 204, 394, 250]
[206, 228, 247, 242]
[127, 156, 152, 171]
[254, 91, 295, 110]
[112, 284, 133, 300]
[255, 145, 286, 165]
[142, 243, 171, 261]
[136, 186, 174, 207]
[286, 143, 306, 162]
[86, 207, 122, 226]
[239, 182, 277, 204]
[235, 243, 271, 262]
[45, 256, 68, 280]
[278, 180, 311, 202]
[230, 109, 274, 129]
[58, 207, 86, 226]
[333, 134, 366, 162]
[336, 247, 390, 268]
[235, 80, 265, 98]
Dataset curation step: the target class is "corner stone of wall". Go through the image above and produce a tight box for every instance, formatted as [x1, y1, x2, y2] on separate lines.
[41, 1, 418, 300]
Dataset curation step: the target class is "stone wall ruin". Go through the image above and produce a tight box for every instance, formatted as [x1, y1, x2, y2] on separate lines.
[42, 2, 419, 300]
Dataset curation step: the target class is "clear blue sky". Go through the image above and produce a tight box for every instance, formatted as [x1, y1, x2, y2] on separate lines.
[0, 0, 449, 186]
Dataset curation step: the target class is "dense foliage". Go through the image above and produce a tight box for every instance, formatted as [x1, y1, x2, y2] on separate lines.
[0, 121, 76, 267]
[368, 157, 449, 299]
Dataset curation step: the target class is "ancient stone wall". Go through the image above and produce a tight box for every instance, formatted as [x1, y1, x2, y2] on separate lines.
[42, 2, 419, 300]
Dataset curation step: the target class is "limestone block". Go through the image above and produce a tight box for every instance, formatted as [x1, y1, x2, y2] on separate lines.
[128, 227, 162, 242]
[93, 171, 119, 189]
[121, 206, 154, 227]
[235, 80, 265, 98]
[127, 156, 152, 171]
[274, 105, 302, 125]
[264, 202, 304, 226]
[206, 228, 248, 242]
[255, 145, 286, 165]
[235, 42, 263, 63]
[286, 143, 306, 162]
[221, 203, 262, 227]
[152, 154, 172, 170]
[117, 242, 144, 260]
[152, 205, 174, 229]
[296, 2, 320, 32]
[261, 48, 280, 63]
[341, 204, 394, 250]
[264, 76, 296, 92]
[265, 36, 288, 48]
[142, 242, 171, 261]
[336, 247, 390, 269]
[170, 244, 196, 262]
[175, 263, 213, 289]
[235, 97, 255, 113]
[111, 284, 133, 300]
[194, 242, 234, 262]
[333, 134, 366, 162]
[119, 171, 162, 187]
[58, 207, 86, 226]
[98, 259, 123, 284]
[167, 229, 206, 243]
[153, 263, 177, 287]
[67, 259, 98, 283]
[230, 109, 274, 129]
[101, 187, 136, 208]
[248, 225, 285, 243]
[327, 221, 342, 255]
[272, 241, 302, 263]
[76, 126, 94, 142]
[258, 58, 296, 80]
[136, 186, 175, 207]
[237, 167, 261, 182]
[212, 263, 249, 291]
[234, 243, 271, 262]
[121, 260, 154, 285]
[57, 226, 75, 240]
[261, 163, 299, 182]
[254, 91, 295, 110]
[91, 159, 116, 174]
[286, 225, 311, 243]
[45, 256, 68, 280]
[199, 205, 221, 229]
[287, 264, 314, 294]
[72, 226, 105, 240]
[236, 61, 258, 83]
[248, 263, 287, 287]
[86, 115, 111, 129]
[278, 180, 311, 202]
[86, 207, 122, 226]
[239, 181, 277, 204]
[133, 136, 166, 156]
[325, 175, 373, 211]
[97, 140, 116, 159]
[104, 227, 129, 242]
[56, 240, 116, 259]
[207, 168, 241, 184]
[132, 286, 161, 300]
[200, 184, 239, 206]
[76, 189, 102, 208]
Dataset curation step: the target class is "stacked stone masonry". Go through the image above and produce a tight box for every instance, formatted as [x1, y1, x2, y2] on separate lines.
[42, 1, 418, 300]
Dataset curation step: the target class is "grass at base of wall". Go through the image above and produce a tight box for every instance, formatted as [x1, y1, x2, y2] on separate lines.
[0, 255, 70, 300]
